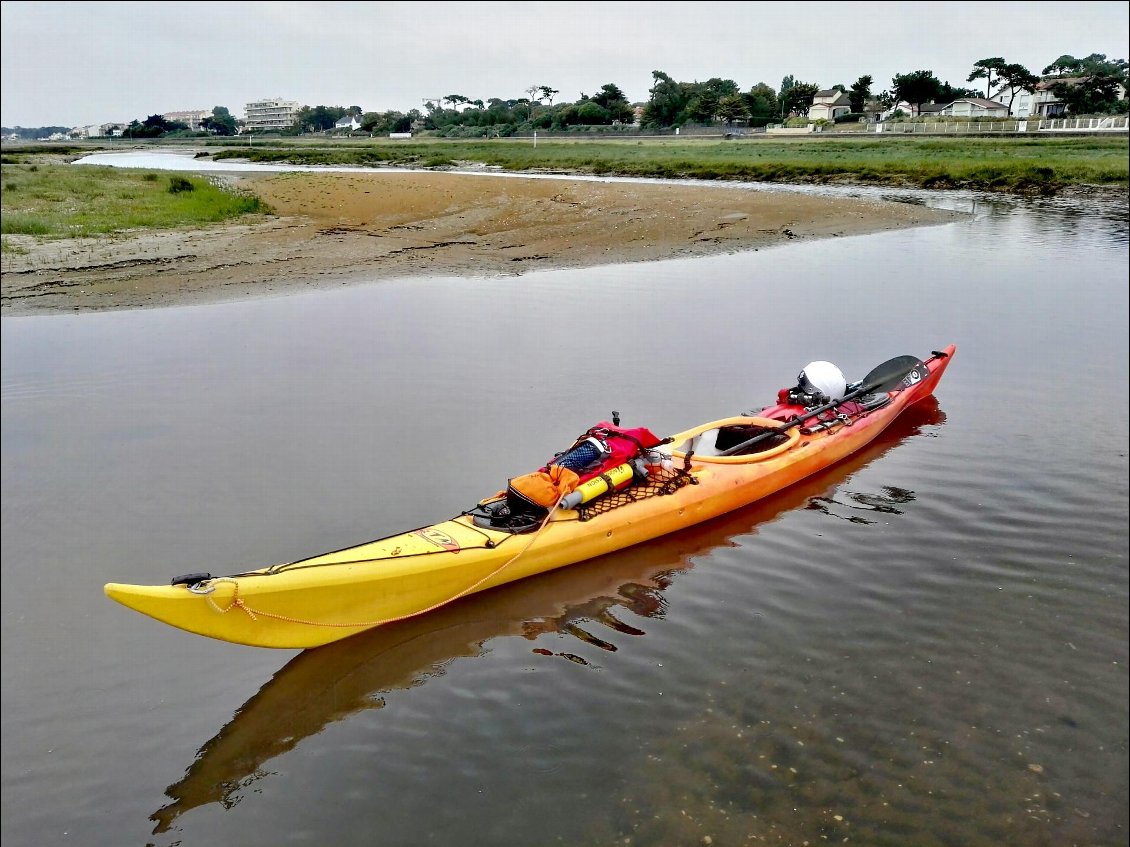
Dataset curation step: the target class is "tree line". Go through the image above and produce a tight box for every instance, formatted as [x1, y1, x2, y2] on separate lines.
[7, 52, 1125, 141]
[341, 52, 1128, 136]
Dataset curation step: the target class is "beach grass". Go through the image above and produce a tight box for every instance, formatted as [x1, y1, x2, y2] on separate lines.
[0, 162, 267, 242]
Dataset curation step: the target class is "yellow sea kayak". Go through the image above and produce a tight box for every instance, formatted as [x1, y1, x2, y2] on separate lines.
[105, 345, 955, 649]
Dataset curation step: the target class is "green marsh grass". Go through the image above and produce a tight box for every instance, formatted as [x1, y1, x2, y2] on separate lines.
[212, 134, 1129, 192]
[0, 163, 267, 240]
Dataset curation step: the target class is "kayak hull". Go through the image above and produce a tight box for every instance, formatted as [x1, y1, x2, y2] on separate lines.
[105, 345, 955, 648]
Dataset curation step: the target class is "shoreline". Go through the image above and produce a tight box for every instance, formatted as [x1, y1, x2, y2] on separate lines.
[0, 169, 971, 316]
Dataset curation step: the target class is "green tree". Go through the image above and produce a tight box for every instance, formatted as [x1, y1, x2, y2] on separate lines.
[1042, 54, 1079, 77]
[642, 70, 692, 126]
[605, 98, 636, 124]
[848, 75, 873, 113]
[557, 100, 612, 126]
[394, 111, 417, 133]
[590, 83, 627, 109]
[938, 81, 983, 102]
[744, 83, 779, 125]
[687, 89, 720, 123]
[701, 77, 741, 98]
[125, 114, 186, 138]
[538, 86, 559, 105]
[989, 63, 1041, 113]
[891, 70, 943, 114]
[717, 94, 751, 125]
[1042, 53, 1130, 114]
[201, 106, 237, 136]
[296, 105, 348, 132]
[967, 57, 1006, 98]
[778, 75, 796, 117]
[361, 110, 412, 134]
[782, 82, 819, 117]
[642, 73, 749, 127]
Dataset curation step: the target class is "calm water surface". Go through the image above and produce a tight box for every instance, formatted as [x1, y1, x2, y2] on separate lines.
[2, 160, 1127, 847]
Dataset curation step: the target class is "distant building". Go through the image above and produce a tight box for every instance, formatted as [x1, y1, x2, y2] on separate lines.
[917, 102, 948, 117]
[996, 87, 1035, 118]
[808, 89, 852, 121]
[334, 115, 361, 132]
[939, 98, 1009, 118]
[882, 100, 946, 119]
[861, 99, 885, 122]
[1028, 78, 1082, 117]
[67, 123, 128, 138]
[1029, 77, 1126, 118]
[163, 109, 213, 131]
[992, 77, 1128, 118]
[244, 97, 300, 133]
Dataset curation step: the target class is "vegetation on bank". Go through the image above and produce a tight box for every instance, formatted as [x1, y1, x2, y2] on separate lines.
[201, 135, 1129, 193]
[0, 161, 267, 245]
[0, 135, 1124, 252]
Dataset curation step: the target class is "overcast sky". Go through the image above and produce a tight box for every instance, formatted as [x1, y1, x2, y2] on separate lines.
[2, 0, 1127, 127]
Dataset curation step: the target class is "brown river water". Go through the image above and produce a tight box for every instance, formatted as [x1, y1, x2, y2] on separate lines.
[2, 166, 1127, 847]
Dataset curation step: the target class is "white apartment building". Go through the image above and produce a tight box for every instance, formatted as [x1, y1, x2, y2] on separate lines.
[244, 97, 300, 132]
[163, 109, 214, 131]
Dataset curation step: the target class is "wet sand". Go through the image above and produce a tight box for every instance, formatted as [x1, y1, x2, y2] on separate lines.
[0, 170, 966, 315]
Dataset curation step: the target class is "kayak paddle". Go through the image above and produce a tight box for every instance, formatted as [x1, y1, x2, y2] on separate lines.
[717, 355, 925, 457]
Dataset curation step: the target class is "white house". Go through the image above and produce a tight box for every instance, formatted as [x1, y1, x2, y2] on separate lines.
[334, 115, 361, 132]
[1026, 77, 1091, 117]
[939, 98, 1010, 118]
[808, 89, 852, 121]
[995, 87, 1035, 117]
[992, 77, 1128, 118]
[881, 100, 946, 119]
[1028, 77, 1104, 117]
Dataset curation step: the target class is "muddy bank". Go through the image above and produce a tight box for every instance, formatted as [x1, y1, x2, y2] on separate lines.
[1, 170, 967, 316]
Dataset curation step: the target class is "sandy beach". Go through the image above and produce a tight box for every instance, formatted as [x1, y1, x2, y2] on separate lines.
[0, 169, 966, 316]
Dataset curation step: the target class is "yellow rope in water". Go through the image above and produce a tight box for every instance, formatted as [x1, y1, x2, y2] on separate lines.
[202, 492, 571, 632]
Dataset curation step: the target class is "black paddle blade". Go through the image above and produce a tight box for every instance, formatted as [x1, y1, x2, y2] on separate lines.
[861, 356, 925, 393]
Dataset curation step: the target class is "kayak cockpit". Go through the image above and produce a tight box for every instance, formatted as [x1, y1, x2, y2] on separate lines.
[670, 416, 800, 463]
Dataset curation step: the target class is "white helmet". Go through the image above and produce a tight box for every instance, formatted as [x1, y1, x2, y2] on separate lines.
[798, 361, 846, 402]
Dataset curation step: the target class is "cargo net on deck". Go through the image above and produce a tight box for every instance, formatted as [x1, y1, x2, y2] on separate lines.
[576, 464, 695, 522]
